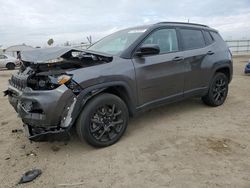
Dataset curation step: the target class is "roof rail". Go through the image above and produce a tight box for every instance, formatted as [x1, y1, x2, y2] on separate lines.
[156, 22, 209, 28]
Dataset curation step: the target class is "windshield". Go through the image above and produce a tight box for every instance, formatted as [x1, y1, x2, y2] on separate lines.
[88, 28, 147, 55]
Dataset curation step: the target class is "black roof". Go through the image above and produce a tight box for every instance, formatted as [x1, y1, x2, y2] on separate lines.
[156, 22, 209, 28]
[123, 22, 213, 32]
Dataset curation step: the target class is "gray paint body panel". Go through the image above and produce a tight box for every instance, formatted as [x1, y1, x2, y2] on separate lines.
[132, 51, 186, 106]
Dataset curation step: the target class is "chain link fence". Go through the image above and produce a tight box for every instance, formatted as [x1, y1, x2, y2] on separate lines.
[226, 40, 250, 55]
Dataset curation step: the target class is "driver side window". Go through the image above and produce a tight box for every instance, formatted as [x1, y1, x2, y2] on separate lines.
[142, 29, 178, 54]
[0, 55, 7, 59]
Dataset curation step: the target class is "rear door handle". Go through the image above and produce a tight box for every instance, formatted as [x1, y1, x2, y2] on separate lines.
[172, 56, 184, 61]
[207, 51, 214, 55]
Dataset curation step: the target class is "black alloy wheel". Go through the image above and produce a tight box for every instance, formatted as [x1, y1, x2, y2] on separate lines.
[6, 63, 15, 70]
[202, 72, 229, 107]
[76, 93, 128, 147]
[90, 104, 124, 142]
[212, 77, 227, 104]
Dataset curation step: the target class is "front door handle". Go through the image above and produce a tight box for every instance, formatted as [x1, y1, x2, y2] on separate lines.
[172, 56, 184, 61]
[207, 51, 214, 55]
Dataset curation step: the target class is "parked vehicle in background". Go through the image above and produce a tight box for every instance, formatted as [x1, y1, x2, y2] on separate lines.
[245, 60, 250, 74]
[5, 22, 233, 147]
[0, 54, 20, 70]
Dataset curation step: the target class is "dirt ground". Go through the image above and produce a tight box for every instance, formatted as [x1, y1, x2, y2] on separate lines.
[0, 56, 250, 188]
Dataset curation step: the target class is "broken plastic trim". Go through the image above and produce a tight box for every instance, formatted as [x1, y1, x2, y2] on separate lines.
[25, 124, 71, 142]
[18, 169, 42, 184]
[60, 97, 77, 128]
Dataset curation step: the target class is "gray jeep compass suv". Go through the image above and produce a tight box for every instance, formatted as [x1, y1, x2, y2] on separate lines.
[5, 22, 233, 147]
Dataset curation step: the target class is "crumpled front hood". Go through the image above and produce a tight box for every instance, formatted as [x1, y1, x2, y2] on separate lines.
[21, 47, 81, 63]
[21, 47, 112, 64]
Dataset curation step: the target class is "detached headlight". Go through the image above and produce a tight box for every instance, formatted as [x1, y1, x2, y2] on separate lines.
[57, 75, 72, 85]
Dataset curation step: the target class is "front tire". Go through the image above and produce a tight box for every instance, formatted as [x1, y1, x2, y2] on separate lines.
[76, 93, 129, 147]
[202, 72, 229, 107]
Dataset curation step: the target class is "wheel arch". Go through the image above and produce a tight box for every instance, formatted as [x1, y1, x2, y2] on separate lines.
[70, 81, 137, 127]
[102, 85, 136, 116]
[212, 62, 232, 83]
[215, 66, 231, 82]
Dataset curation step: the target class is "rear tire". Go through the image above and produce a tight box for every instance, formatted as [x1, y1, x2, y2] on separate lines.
[202, 72, 229, 107]
[76, 93, 129, 147]
[6, 63, 15, 70]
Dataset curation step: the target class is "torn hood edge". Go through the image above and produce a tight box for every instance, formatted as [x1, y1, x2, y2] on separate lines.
[21, 47, 112, 64]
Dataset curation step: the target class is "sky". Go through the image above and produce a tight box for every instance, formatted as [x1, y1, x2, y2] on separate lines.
[0, 0, 250, 48]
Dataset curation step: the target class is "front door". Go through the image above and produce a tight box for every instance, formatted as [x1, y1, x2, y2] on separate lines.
[132, 28, 186, 106]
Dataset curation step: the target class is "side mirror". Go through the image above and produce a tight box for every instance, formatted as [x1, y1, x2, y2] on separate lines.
[135, 44, 160, 57]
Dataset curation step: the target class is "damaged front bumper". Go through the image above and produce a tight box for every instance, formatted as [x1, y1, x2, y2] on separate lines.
[24, 124, 71, 142]
[7, 84, 77, 141]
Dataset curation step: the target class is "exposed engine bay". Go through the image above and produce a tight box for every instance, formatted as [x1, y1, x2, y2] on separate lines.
[10, 47, 113, 92]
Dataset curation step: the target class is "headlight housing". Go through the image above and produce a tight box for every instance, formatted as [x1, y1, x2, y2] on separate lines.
[57, 75, 72, 85]
[27, 74, 82, 94]
[27, 74, 71, 90]
[56, 74, 82, 95]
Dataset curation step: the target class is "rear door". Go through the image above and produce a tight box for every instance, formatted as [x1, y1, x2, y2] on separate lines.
[178, 28, 211, 96]
[132, 28, 186, 106]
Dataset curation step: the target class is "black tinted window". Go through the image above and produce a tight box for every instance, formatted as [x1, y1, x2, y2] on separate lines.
[180, 29, 205, 50]
[0, 55, 6, 59]
[142, 29, 178, 53]
[204, 31, 214, 45]
[210, 32, 223, 42]
[88, 28, 146, 55]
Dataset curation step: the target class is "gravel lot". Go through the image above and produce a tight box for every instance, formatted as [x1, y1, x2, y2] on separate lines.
[0, 56, 250, 188]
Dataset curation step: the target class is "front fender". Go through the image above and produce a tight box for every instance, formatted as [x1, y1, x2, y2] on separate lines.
[69, 81, 136, 128]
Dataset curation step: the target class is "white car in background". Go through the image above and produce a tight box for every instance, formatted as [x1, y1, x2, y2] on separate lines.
[0, 54, 20, 70]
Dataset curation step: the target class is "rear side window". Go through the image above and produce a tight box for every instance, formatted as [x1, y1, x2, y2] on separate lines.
[180, 29, 205, 50]
[210, 32, 224, 42]
[142, 28, 179, 54]
[203, 31, 214, 45]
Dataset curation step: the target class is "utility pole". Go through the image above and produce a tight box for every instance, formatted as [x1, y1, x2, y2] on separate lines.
[87, 35, 92, 46]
